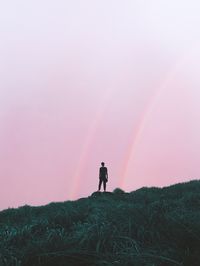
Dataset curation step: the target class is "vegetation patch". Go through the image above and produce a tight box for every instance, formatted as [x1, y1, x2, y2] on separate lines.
[1, 180, 200, 266]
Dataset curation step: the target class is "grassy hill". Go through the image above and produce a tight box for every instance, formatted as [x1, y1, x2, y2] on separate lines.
[1, 180, 200, 266]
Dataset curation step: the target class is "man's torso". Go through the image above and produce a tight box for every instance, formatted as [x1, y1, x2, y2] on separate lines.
[100, 167, 107, 179]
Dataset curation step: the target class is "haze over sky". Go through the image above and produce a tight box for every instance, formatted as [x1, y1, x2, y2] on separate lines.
[1, 0, 200, 209]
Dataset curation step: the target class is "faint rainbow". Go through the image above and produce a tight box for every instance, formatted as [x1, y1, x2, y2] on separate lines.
[118, 88, 159, 188]
[118, 49, 194, 189]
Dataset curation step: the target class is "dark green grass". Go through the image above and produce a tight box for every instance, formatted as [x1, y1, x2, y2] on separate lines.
[1, 180, 200, 266]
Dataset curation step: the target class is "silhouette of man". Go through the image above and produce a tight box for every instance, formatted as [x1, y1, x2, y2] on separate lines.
[98, 162, 108, 192]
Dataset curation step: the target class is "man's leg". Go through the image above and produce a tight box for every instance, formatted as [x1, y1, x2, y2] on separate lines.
[103, 180, 106, 191]
[98, 179, 102, 191]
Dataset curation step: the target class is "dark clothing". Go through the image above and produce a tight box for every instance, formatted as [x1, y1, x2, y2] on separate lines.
[98, 166, 108, 191]
[98, 178, 107, 191]
[99, 166, 108, 179]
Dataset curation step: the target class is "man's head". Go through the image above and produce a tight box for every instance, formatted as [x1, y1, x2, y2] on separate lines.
[101, 162, 105, 166]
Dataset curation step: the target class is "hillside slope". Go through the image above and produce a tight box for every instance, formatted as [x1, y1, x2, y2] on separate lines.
[1, 180, 200, 266]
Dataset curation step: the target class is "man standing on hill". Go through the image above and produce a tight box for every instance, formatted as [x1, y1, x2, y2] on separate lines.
[98, 162, 108, 192]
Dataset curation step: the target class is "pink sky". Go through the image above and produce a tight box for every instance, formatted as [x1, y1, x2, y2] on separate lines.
[0, 0, 200, 209]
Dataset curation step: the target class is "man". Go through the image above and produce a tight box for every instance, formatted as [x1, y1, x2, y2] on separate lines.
[98, 162, 108, 192]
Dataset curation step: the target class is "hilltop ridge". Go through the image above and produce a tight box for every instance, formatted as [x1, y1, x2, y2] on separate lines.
[1, 180, 200, 266]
